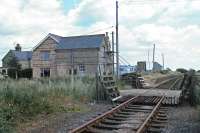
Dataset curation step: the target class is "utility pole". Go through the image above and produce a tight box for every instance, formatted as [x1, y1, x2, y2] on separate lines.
[152, 44, 155, 72]
[112, 31, 115, 74]
[116, 1, 119, 79]
[162, 53, 165, 70]
[148, 49, 150, 70]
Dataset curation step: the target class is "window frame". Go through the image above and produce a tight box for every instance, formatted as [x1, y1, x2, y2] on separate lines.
[79, 64, 85, 72]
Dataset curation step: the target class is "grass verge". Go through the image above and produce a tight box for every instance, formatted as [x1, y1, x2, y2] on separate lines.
[0, 76, 96, 132]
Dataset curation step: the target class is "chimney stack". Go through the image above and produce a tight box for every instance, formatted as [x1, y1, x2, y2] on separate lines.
[15, 44, 22, 52]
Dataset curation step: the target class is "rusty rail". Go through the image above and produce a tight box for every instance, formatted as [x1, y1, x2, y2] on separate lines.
[169, 77, 182, 90]
[69, 95, 139, 133]
[70, 96, 166, 133]
[136, 96, 165, 133]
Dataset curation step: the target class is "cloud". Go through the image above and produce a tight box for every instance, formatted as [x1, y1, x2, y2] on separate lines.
[0, 0, 200, 70]
[117, 22, 200, 69]
[0, 0, 84, 51]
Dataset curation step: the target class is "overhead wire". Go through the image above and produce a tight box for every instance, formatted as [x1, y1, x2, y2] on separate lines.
[86, 26, 114, 35]
[119, 55, 131, 65]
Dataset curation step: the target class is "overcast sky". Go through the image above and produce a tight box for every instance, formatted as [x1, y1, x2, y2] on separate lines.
[0, 0, 200, 70]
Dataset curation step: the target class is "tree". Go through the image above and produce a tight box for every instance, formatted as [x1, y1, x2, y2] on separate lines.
[7, 57, 21, 79]
[7, 57, 21, 70]
[166, 67, 172, 71]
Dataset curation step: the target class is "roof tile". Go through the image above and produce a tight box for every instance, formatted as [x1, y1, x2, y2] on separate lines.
[11, 50, 32, 61]
[49, 33, 105, 49]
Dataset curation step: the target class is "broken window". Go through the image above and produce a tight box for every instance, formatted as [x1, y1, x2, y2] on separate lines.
[40, 68, 50, 77]
[69, 69, 71, 75]
[69, 69, 77, 75]
[74, 69, 77, 75]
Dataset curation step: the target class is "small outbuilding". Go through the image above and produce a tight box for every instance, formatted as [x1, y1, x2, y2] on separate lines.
[1, 44, 32, 78]
[2, 44, 32, 70]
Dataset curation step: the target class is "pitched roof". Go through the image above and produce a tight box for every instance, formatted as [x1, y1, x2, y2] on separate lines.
[11, 50, 32, 61]
[48, 33, 63, 42]
[49, 33, 105, 49]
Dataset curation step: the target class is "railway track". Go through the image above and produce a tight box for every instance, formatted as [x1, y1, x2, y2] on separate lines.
[70, 96, 167, 133]
[155, 76, 183, 90]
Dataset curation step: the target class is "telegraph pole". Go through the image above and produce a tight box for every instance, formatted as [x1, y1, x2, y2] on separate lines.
[152, 44, 155, 72]
[162, 53, 165, 70]
[148, 49, 150, 70]
[116, 1, 119, 79]
[112, 31, 115, 74]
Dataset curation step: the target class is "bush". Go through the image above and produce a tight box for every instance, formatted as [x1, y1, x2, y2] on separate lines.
[18, 69, 32, 79]
[7, 69, 16, 79]
[176, 68, 188, 73]
[193, 84, 200, 105]
[160, 70, 169, 74]
[198, 106, 200, 120]
[0, 105, 16, 133]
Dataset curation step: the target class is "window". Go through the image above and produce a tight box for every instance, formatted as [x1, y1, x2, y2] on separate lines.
[69, 69, 71, 75]
[120, 68, 124, 71]
[40, 68, 50, 77]
[40, 51, 50, 60]
[79, 64, 85, 72]
[69, 69, 77, 75]
[74, 69, 77, 75]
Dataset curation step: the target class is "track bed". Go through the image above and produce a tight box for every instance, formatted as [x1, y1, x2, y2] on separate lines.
[70, 96, 167, 133]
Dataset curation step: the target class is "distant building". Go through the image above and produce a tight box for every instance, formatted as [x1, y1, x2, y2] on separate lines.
[137, 61, 146, 72]
[2, 44, 32, 70]
[32, 33, 113, 78]
[1, 44, 32, 77]
[153, 62, 162, 72]
[119, 65, 135, 75]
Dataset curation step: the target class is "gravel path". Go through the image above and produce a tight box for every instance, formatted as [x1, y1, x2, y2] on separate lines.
[19, 103, 113, 133]
[163, 103, 200, 133]
[19, 102, 200, 133]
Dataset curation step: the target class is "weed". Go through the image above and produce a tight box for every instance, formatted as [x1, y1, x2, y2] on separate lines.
[0, 76, 96, 132]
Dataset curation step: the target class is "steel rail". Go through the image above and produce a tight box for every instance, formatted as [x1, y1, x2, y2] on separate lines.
[154, 76, 181, 89]
[168, 77, 182, 90]
[136, 96, 165, 133]
[69, 95, 139, 133]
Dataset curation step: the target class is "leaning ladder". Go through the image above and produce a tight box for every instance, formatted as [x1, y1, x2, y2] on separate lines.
[101, 74, 122, 102]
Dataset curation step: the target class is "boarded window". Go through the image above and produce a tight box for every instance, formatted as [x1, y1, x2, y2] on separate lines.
[40, 51, 50, 60]
[40, 68, 50, 77]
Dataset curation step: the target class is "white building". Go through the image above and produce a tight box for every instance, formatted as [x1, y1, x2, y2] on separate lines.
[119, 65, 135, 75]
